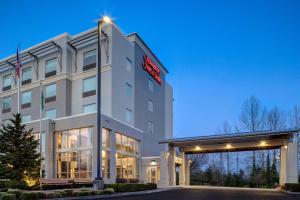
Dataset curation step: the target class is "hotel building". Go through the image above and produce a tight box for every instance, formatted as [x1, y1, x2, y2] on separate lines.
[0, 23, 173, 185]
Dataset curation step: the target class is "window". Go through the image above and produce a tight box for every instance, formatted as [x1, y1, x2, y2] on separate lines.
[126, 57, 132, 72]
[148, 121, 154, 134]
[126, 83, 132, 97]
[148, 100, 153, 112]
[45, 83, 56, 103]
[22, 114, 31, 123]
[45, 109, 56, 119]
[148, 78, 154, 92]
[45, 58, 57, 77]
[83, 76, 96, 97]
[22, 67, 32, 85]
[21, 91, 31, 108]
[116, 132, 140, 180]
[56, 127, 93, 179]
[125, 108, 132, 123]
[83, 103, 96, 113]
[102, 128, 111, 148]
[83, 49, 96, 71]
[2, 96, 11, 113]
[3, 74, 12, 91]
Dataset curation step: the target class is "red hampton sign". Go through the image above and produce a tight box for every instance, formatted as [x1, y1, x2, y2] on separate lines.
[142, 55, 162, 84]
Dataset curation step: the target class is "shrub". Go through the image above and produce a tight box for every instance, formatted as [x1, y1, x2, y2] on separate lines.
[62, 189, 73, 196]
[54, 190, 67, 197]
[46, 192, 61, 199]
[95, 190, 103, 195]
[36, 191, 47, 199]
[0, 180, 10, 189]
[103, 188, 115, 194]
[72, 191, 80, 197]
[6, 189, 23, 199]
[0, 192, 7, 197]
[104, 183, 157, 193]
[5, 181, 28, 190]
[19, 192, 39, 200]
[78, 191, 90, 196]
[0, 194, 16, 200]
[282, 183, 300, 192]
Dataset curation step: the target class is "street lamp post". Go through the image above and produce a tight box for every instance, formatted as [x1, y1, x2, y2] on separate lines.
[94, 16, 112, 190]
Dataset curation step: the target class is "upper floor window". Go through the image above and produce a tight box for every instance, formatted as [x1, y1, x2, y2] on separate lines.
[22, 114, 31, 123]
[3, 74, 12, 91]
[22, 67, 32, 85]
[45, 108, 56, 119]
[126, 57, 132, 72]
[83, 49, 96, 71]
[45, 83, 56, 103]
[21, 90, 32, 109]
[83, 103, 96, 114]
[83, 76, 96, 97]
[45, 58, 57, 78]
[148, 121, 154, 134]
[2, 96, 11, 113]
[148, 100, 153, 112]
[148, 78, 154, 92]
[125, 108, 132, 123]
[126, 83, 132, 97]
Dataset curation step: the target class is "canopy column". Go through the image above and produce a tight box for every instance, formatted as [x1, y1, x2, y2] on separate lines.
[280, 142, 298, 185]
[179, 152, 186, 186]
[168, 144, 176, 186]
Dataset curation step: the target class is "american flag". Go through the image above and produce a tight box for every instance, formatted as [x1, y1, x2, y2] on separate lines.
[15, 48, 22, 79]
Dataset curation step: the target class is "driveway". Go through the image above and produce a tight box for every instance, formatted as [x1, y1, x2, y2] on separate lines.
[101, 186, 299, 200]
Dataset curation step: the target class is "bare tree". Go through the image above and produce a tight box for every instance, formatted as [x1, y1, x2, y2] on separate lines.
[266, 106, 286, 130]
[239, 96, 266, 186]
[239, 96, 266, 132]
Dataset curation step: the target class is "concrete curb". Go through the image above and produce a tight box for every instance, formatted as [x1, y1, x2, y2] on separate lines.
[281, 189, 300, 195]
[181, 185, 280, 192]
[55, 187, 181, 200]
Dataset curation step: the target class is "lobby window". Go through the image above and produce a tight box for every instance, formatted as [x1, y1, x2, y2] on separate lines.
[83, 103, 96, 114]
[148, 121, 154, 135]
[45, 108, 56, 119]
[126, 57, 132, 72]
[22, 114, 31, 123]
[125, 108, 132, 123]
[45, 83, 56, 103]
[22, 67, 32, 85]
[2, 74, 12, 91]
[45, 58, 57, 78]
[126, 83, 132, 97]
[83, 76, 96, 97]
[56, 127, 93, 179]
[148, 100, 153, 112]
[83, 49, 96, 71]
[102, 128, 111, 179]
[148, 78, 154, 92]
[116, 133, 140, 180]
[21, 90, 31, 109]
[2, 96, 11, 113]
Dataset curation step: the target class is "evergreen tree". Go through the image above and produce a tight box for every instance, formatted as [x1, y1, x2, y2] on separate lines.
[266, 152, 271, 187]
[0, 113, 42, 182]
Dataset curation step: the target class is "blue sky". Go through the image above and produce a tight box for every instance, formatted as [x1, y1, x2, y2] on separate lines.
[0, 0, 299, 137]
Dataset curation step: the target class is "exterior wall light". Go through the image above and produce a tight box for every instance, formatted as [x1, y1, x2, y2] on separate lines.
[284, 144, 288, 149]
[150, 160, 157, 165]
[195, 146, 201, 150]
[260, 141, 267, 146]
[226, 144, 232, 149]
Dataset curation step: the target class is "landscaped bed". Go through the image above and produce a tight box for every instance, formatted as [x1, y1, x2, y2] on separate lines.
[281, 183, 300, 192]
[0, 182, 157, 200]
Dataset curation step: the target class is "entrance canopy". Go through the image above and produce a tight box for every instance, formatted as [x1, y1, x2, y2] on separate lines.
[160, 129, 299, 154]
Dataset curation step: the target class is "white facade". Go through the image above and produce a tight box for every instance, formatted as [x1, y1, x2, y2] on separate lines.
[0, 23, 173, 185]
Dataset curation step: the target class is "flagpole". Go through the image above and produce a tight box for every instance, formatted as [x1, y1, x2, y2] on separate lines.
[17, 78, 20, 113]
[39, 81, 43, 189]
